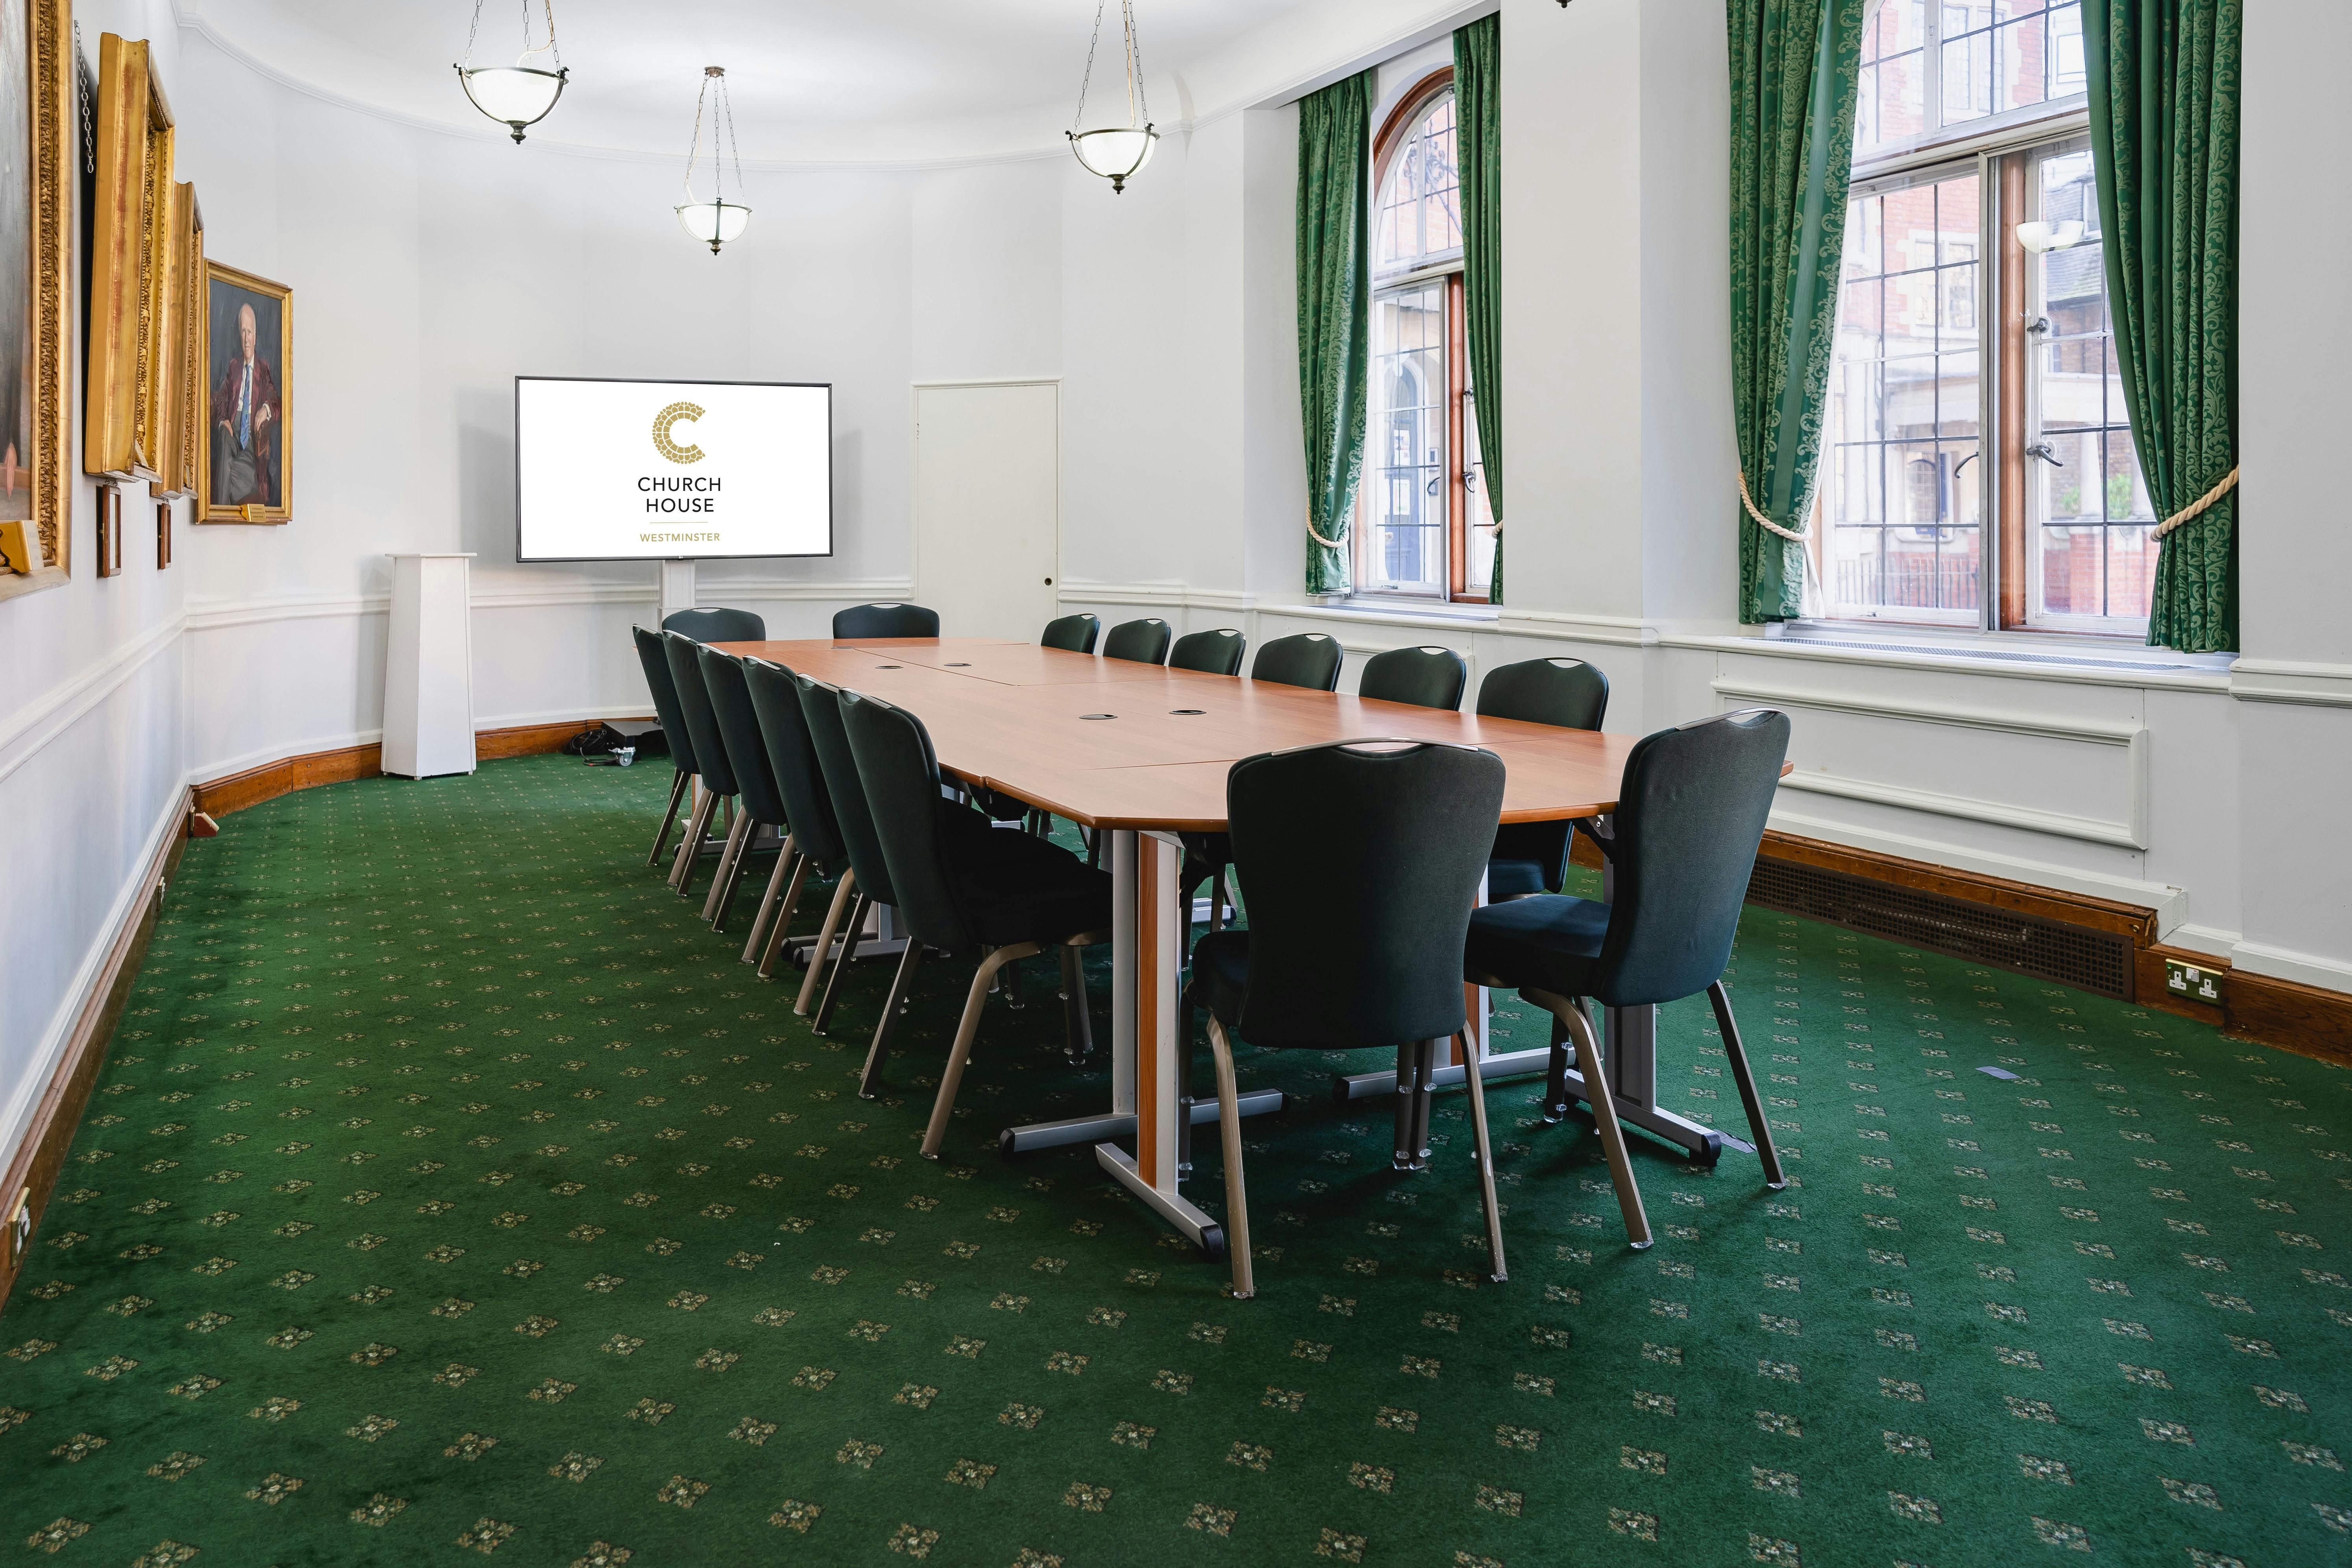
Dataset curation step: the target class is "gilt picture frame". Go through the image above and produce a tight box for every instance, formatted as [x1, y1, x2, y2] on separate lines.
[0, 0, 75, 600]
[196, 261, 291, 524]
[83, 31, 173, 487]
[152, 181, 200, 499]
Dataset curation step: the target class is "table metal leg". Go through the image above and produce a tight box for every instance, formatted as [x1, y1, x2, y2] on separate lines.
[986, 829, 1278, 1235]
[1090, 830, 1224, 1254]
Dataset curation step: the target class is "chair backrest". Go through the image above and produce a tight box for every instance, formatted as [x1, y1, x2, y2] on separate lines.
[663, 607, 765, 642]
[661, 631, 738, 795]
[694, 646, 789, 826]
[1359, 645, 1468, 711]
[1476, 657, 1609, 731]
[1250, 632, 1343, 692]
[791, 673, 897, 906]
[743, 659, 848, 872]
[833, 602, 941, 640]
[1041, 613, 1100, 654]
[1102, 618, 1172, 665]
[1474, 658, 1611, 896]
[1169, 628, 1246, 677]
[1590, 709, 1791, 1009]
[839, 691, 981, 955]
[1224, 740, 1504, 1049]
[632, 625, 697, 775]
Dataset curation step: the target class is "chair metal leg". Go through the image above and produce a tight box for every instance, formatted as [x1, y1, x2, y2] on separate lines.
[1057, 943, 1094, 1060]
[702, 809, 755, 924]
[753, 853, 813, 973]
[648, 770, 691, 866]
[921, 942, 1041, 1159]
[669, 787, 715, 891]
[1207, 868, 1228, 934]
[1408, 1037, 1437, 1171]
[1709, 979, 1787, 1190]
[857, 942, 927, 1099]
[1205, 1015, 1256, 1298]
[812, 894, 872, 1036]
[792, 871, 857, 1013]
[741, 841, 800, 964]
[1000, 956, 1026, 1010]
[1541, 1011, 1571, 1121]
[1459, 1029, 1508, 1282]
[1538, 988, 1652, 1249]
[1391, 1042, 1419, 1170]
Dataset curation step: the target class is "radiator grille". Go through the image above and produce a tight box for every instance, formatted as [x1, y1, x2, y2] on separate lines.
[1746, 855, 2133, 1000]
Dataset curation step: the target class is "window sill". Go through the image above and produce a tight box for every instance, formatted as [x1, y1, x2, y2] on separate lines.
[1663, 622, 2234, 691]
[1273, 598, 1502, 635]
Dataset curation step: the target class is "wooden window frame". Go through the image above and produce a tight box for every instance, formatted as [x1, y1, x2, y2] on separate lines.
[1351, 69, 1491, 605]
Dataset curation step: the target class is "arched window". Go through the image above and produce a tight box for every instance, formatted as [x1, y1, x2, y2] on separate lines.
[1356, 76, 1493, 602]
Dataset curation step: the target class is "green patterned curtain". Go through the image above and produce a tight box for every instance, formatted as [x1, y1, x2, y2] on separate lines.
[1455, 15, 1504, 607]
[1728, 0, 1865, 623]
[1296, 72, 1372, 597]
[2083, 1, 2241, 653]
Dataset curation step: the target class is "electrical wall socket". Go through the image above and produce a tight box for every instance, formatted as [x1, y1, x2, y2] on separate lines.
[2165, 959, 2223, 1005]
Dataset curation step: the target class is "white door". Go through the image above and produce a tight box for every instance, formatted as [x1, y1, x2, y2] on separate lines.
[913, 381, 1059, 643]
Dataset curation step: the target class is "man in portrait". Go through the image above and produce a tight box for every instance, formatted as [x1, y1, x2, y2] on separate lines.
[211, 299, 278, 507]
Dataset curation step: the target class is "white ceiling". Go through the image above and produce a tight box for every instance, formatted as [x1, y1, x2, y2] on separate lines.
[181, 0, 1335, 164]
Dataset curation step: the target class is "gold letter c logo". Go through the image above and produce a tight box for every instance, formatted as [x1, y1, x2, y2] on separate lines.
[652, 401, 706, 464]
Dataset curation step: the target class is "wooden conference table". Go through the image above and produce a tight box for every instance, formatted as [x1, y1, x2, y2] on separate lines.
[718, 637, 1731, 1256]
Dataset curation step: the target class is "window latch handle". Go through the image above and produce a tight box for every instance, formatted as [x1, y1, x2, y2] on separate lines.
[2024, 315, 2052, 335]
[2026, 441, 2065, 468]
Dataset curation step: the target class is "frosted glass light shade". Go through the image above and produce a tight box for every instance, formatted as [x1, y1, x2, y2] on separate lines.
[457, 64, 567, 141]
[676, 199, 752, 253]
[2015, 219, 2087, 254]
[1068, 124, 1158, 192]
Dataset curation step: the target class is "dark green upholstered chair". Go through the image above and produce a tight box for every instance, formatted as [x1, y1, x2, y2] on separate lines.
[1478, 657, 1611, 899]
[841, 690, 1112, 1156]
[1041, 613, 1100, 653]
[694, 645, 792, 934]
[1250, 632, 1343, 691]
[661, 631, 742, 897]
[833, 603, 941, 639]
[663, 607, 765, 642]
[743, 658, 846, 973]
[1187, 739, 1507, 1297]
[1359, 644, 1468, 711]
[1463, 709, 1792, 1250]
[633, 626, 699, 868]
[789, 674, 1038, 1044]
[1102, 618, 1172, 665]
[1169, 628, 1246, 676]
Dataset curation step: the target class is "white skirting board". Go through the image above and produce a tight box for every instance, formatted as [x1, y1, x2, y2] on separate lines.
[382, 553, 477, 779]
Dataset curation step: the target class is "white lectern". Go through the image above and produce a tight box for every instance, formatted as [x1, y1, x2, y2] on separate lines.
[383, 553, 477, 779]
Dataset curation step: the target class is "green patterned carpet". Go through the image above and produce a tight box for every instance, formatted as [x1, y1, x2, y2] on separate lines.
[2, 756, 2346, 1568]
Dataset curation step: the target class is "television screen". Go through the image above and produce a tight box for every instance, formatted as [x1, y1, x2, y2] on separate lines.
[514, 376, 832, 562]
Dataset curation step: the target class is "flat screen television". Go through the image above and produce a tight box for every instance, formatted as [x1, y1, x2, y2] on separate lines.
[514, 375, 832, 562]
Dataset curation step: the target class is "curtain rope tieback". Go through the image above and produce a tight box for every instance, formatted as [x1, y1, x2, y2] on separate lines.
[1307, 518, 1346, 549]
[2152, 467, 2239, 541]
[1737, 468, 1809, 543]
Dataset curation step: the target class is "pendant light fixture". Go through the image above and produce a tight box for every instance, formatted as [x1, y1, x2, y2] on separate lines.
[454, 0, 567, 143]
[676, 67, 751, 254]
[1067, 0, 1157, 194]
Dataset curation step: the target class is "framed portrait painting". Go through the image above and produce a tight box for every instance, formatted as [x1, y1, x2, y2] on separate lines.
[196, 261, 291, 524]
[0, 0, 73, 601]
